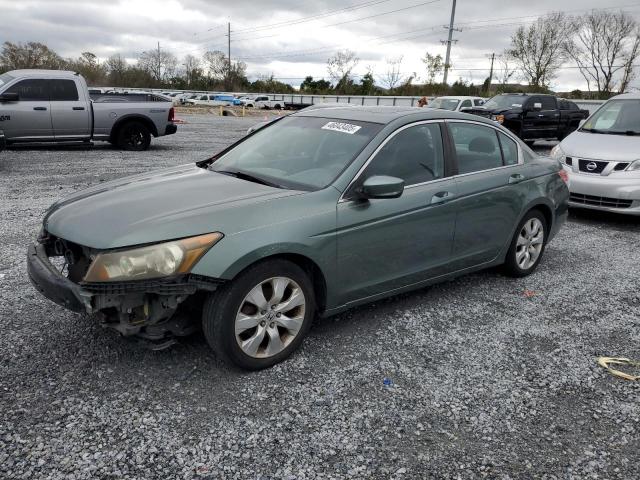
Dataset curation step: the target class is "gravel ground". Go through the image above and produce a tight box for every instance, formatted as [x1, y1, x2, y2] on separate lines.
[1, 114, 639, 479]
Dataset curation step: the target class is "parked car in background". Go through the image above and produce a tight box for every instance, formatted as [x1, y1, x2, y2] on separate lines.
[28, 106, 568, 370]
[426, 96, 485, 112]
[187, 94, 241, 107]
[242, 95, 285, 109]
[0, 69, 177, 151]
[467, 93, 589, 145]
[552, 93, 640, 215]
[180, 93, 200, 105]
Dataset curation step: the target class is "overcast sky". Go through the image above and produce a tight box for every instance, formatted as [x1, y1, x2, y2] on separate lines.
[2, 0, 640, 90]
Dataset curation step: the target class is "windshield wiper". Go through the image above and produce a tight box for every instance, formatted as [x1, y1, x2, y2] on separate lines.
[211, 169, 284, 189]
[605, 130, 640, 136]
[580, 127, 607, 134]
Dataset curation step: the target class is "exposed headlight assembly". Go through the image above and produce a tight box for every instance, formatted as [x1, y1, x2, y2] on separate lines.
[83, 232, 223, 282]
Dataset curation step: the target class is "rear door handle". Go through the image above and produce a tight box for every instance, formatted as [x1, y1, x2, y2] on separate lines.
[33, 106, 47, 111]
[509, 173, 526, 184]
[431, 191, 454, 204]
[72, 106, 85, 111]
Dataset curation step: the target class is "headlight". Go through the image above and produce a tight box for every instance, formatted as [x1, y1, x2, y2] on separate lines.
[492, 114, 504, 124]
[628, 159, 640, 171]
[550, 145, 566, 162]
[83, 232, 223, 282]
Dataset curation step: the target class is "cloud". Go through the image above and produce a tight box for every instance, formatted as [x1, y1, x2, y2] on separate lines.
[1, 0, 639, 89]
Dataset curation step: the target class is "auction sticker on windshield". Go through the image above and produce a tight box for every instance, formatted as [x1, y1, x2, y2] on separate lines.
[322, 122, 362, 134]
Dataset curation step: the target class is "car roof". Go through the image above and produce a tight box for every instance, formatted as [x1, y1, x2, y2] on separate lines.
[293, 105, 499, 125]
[608, 92, 640, 100]
[8, 69, 79, 78]
[433, 96, 484, 100]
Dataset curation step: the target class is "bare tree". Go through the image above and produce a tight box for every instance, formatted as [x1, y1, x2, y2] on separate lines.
[203, 50, 228, 80]
[327, 49, 359, 85]
[507, 12, 567, 87]
[106, 54, 127, 82]
[565, 11, 640, 95]
[182, 54, 200, 87]
[422, 52, 443, 84]
[497, 55, 516, 85]
[138, 47, 177, 83]
[380, 55, 405, 90]
[0, 41, 64, 71]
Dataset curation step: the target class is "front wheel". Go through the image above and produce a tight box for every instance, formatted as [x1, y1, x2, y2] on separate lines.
[202, 260, 316, 370]
[503, 210, 547, 277]
[116, 121, 151, 151]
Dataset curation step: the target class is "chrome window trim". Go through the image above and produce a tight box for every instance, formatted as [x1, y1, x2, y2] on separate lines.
[338, 119, 446, 203]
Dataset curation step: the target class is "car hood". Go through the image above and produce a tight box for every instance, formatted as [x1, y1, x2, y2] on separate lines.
[560, 130, 640, 162]
[44, 164, 303, 249]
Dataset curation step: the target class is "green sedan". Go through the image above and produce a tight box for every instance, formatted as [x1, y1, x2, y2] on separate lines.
[27, 107, 569, 369]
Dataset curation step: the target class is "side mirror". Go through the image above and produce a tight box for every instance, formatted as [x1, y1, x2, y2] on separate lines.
[0, 92, 19, 102]
[532, 102, 542, 111]
[358, 175, 404, 199]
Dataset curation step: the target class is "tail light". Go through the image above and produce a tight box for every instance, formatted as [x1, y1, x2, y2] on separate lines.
[558, 169, 569, 184]
[168, 107, 175, 122]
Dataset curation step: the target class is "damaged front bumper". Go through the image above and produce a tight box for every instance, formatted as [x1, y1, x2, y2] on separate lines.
[27, 242, 222, 339]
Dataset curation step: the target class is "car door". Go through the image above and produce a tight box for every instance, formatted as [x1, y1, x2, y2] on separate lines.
[445, 120, 527, 269]
[0, 78, 52, 140]
[336, 121, 458, 304]
[50, 79, 90, 139]
[459, 99, 472, 112]
[537, 96, 560, 137]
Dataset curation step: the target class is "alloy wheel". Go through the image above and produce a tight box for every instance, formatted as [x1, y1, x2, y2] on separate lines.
[515, 218, 544, 270]
[235, 277, 306, 358]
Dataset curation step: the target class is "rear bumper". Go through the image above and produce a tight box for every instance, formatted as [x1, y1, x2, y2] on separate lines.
[165, 124, 177, 135]
[27, 244, 91, 312]
[566, 169, 640, 215]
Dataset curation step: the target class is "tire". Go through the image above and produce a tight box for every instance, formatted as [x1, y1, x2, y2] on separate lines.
[202, 259, 316, 370]
[503, 210, 548, 277]
[116, 121, 151, 151]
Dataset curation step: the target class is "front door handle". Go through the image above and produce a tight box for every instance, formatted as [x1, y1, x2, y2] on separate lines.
[72, 106, 85, 111]
[33, 106, 47, 111]
[431, 191, 454, 204]
[509, 173, 526, 184]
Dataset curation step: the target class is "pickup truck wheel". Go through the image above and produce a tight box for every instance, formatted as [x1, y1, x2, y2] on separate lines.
[503, 210, 547, 277]
[202, 259, 315, 370]
[117, 121, 151, 151]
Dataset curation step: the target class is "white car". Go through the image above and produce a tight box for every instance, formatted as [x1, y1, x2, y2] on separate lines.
[426, 96, 485, 112]
[551, 93, 640, 215]
[242, 95, 285, 109]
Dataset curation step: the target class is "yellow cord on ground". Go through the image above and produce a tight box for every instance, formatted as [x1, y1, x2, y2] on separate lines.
[597, 357, 640, 381]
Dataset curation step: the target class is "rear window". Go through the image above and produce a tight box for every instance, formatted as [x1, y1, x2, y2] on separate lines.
[50, 79, 79, 101]
[5, 79, 48, 101]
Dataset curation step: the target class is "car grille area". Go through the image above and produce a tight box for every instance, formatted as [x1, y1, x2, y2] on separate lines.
[578, 159, 608, 174]
[570, 193, 633, 209]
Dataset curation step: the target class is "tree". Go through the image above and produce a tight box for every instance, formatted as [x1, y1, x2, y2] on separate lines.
[182, 54, 201, 87]
[138, 47, 177, 84]
[105, 54, 128, 86]
[68, 52, 107, 85]
[299, 76, 332, 93]
[327, 49, 359, 92]
[360, 70, 376, 95]
[507, 13, 567, 87]
[422, 52, 443, 84]
[565, 11, 640, 96]
[0, 41, 64, 71]
[381, 56, 405, 91]
[497, 55, 516, 86]
[203, 50, 228, 81]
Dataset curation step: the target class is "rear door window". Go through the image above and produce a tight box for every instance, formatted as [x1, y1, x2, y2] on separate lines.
[498, 132, 519, 165]
[540, 96, 556, 110]
[49, 80, 79, 101]
[449, 123, 504, 174]
[5, 79, 48, 101]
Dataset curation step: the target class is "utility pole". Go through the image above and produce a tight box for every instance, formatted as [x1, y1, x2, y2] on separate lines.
[442, 0, 458, 85]
[487, 52, 495, 92]
[227, 22, 231, 89]
[157, 41, 161, 82]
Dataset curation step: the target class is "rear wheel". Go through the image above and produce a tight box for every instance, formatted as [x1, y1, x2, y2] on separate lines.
[503, 210, 547, 277]
[202, 259, 315, 370]
[116, 121, 151, 151]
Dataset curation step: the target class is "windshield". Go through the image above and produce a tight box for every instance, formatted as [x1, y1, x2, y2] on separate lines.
[210, 116, 382, 190]
[581, 99, 640, 134]
[0, 72, 14, 88]
[428, 98, 460, 110]
[483, 95, 525, 110]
